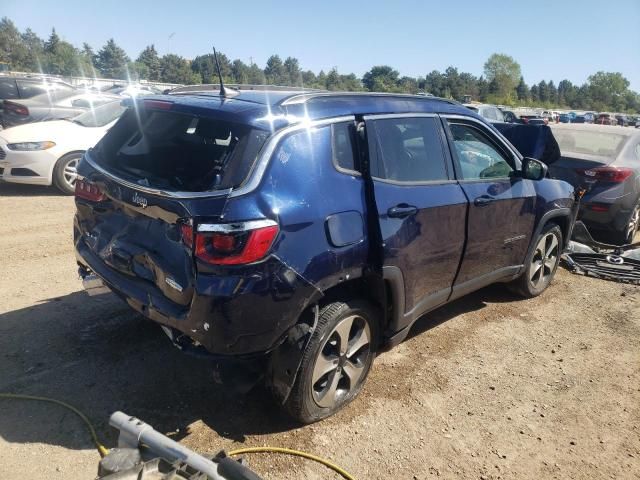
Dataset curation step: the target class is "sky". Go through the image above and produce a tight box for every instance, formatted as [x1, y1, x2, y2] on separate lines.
[4, 0, 640, 91]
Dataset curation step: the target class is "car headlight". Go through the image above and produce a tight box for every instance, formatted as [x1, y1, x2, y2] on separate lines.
[6, 141, 56, 151]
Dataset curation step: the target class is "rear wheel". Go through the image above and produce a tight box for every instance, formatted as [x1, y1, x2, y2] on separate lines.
[509, 224, 562, 298]
[614, 204, 639, 245]
[53, 152, 82, 195]
[281, 300, 378, 424]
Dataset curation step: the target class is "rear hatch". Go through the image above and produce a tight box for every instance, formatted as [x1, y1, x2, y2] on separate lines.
[75, 99, 270, 307]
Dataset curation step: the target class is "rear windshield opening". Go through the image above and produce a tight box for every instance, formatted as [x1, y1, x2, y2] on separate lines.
[93, 107, 269, 192]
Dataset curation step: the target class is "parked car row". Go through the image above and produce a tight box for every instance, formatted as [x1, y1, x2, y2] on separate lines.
[0, 100, 126, 193]
[464, 103, 638, 129]
[0, 76, 165, 193]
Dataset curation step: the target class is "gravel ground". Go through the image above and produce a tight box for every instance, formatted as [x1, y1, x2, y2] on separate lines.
[0, 183, 638, 480]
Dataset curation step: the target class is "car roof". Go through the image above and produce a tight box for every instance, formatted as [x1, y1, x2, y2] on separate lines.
[146, 89, 479, 130]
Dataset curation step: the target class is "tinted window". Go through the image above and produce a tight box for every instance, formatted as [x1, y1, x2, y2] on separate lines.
[448, 123, 514, 179]
[372, 117, 448, 182]
[332, 122, 356, 171]
[16, 80, 48, 98]
[0, 79, 18, 99]
[17, 81, 74, 99]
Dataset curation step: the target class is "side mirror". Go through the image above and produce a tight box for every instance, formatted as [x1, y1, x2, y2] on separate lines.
[522, 157, 548, 181]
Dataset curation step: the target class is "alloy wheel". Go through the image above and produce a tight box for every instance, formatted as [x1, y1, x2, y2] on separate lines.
[63, 157, 79, 190]
[529, 232, 559, 289]
[311, 314, 372, 408]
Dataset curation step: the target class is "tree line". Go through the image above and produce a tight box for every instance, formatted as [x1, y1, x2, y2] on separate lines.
[0, 17, 638, 114]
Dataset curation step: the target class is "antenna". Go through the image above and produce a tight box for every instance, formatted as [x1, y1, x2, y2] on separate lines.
[212, 46, 227, 97]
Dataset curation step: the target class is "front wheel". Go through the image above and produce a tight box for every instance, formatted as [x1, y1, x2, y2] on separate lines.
[509, 224, 563, 298]
[53, 152, 82, 195]
[281, 300, 379, 424]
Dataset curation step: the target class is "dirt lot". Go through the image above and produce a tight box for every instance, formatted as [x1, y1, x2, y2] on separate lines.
[0, 183, 638, 480]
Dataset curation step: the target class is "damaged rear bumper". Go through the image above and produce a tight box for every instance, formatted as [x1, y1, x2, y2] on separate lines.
[75, 235, 319, 358]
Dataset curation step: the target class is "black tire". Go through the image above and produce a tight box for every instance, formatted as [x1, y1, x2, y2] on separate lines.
[509, 223, 563, 298]
[52, 152, 83, 195]
[281, 300, 379, 424]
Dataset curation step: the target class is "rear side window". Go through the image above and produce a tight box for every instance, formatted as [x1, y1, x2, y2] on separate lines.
[332, 122, 357, 172]
[0, 79, 18, 99]
[17, 80, 48, 98]
[371, 117, 449, 182]
[94, 107, 269, 192]
[17, 81, 74, 98]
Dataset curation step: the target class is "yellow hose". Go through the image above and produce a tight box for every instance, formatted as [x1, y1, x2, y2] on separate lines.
[228, 446, 355, 480]
[0, 393, 356, 479]
[0, 393, 109, 457]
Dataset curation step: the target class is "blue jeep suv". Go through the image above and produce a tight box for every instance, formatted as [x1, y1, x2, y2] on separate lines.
[74, 89, 576, 423]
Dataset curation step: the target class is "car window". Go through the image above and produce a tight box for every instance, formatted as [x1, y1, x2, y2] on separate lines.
[371, 117, 448, 182]
[553, 129, 627, 156]
[332, 122, 356, 172]
[0, 79, 18, 99]
[16, 80, 48, 98]
[494, 108, 504, 121]
[448, 122, 514, 180]
[72, 101, 126, 127]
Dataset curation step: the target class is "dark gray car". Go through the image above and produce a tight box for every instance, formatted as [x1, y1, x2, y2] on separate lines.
[1, 91, 118, 128]
[549, 124, 640, 244]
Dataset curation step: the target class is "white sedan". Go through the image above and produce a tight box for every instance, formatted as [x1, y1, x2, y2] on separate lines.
[0, 101, 125, 194]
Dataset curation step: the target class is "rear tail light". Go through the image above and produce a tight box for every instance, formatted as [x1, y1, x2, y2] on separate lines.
[75, 178, 106, 202]
[587, 203, 610, 212]
[182, 220, 279, 265]
[142, 99, 173, 110]
[4, 101, 29, 116]
[576, 167, 633, 183]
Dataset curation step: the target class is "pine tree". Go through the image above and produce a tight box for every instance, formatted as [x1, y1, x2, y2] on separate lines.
[44, 28, 60, 54]
[95, 38, 130, 79]
[136, 45, 161, 81]
[516, 76, 529, 101]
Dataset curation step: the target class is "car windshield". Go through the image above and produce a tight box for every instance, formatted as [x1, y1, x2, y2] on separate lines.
[72, 101, 126, 127]
[553, 129, 627, 157]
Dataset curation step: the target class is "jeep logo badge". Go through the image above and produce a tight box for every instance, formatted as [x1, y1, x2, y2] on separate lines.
[132, 192, 148, 208]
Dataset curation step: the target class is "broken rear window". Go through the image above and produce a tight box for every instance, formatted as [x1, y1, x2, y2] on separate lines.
[93, 107, 269, 192]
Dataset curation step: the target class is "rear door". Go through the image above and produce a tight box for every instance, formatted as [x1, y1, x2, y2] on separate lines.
[442, 116, 537, 294]
[364, 114, 467, 320]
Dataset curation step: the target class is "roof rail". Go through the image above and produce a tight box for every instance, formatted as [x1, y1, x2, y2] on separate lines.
[168, 84, 327, 95]
[279, 91, 459, 106]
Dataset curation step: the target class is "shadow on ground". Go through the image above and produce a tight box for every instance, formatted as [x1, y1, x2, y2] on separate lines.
[0, 182, 64, 197]
[0, 283, 521, 454]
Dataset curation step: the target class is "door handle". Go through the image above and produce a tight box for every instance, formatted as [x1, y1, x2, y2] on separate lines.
[473, 195, 495, 207]
[387, 204, 418, 218]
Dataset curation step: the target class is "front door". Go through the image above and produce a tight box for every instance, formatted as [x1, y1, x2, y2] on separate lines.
[364, 114, 468, 323]
[442, 117, 537, 295]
